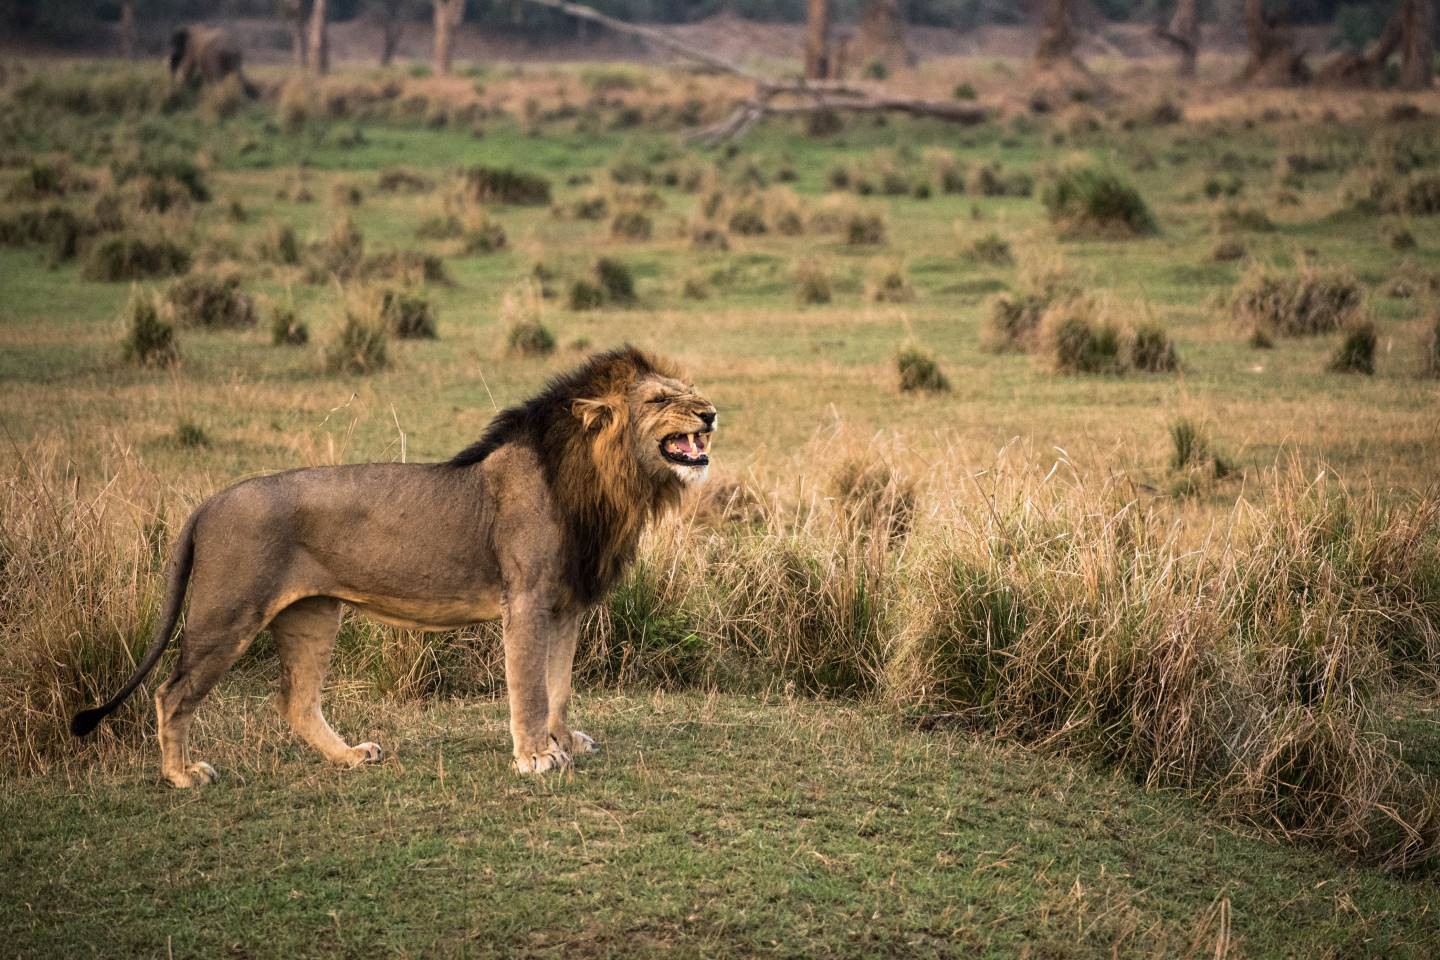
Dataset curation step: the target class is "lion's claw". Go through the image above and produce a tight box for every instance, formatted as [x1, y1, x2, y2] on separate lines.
[514, 738, 573, 774]
[349, 741, 384, 766]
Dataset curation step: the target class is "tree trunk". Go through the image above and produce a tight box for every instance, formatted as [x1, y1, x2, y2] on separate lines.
[1156, 0, 1199, 77]
[804, 0, 832, 80]
[308, 0, 329, 74]
[852, 0, 910, 74]
[1397, 0, 1434, 89]
[1034, 0, 1076, 65]
[118, 1, 136, 59]
[1242, 0, 1307, 85]
[434, 0, 462, 77]
[381, 15, 404, 65]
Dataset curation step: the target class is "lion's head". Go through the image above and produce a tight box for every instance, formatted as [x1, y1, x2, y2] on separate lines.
[450, 346, 716, 605]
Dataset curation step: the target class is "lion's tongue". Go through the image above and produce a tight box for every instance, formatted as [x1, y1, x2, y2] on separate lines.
[667, 435, 701, 458]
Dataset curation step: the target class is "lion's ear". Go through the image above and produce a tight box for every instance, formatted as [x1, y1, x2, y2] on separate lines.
[570, 397, 616, 431]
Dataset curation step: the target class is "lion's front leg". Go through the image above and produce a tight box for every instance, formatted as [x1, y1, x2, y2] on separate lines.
[545, 611, 597, 759]
[502, 595, 572, 773]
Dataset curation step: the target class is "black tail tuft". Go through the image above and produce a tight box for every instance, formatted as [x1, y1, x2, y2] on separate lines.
[70, 707, 107, 737]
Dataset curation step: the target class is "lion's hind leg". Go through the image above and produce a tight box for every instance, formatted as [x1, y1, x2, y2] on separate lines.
[272, 597, 382, 768]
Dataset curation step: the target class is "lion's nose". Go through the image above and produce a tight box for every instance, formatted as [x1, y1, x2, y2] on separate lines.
[697, 410, 716, 429]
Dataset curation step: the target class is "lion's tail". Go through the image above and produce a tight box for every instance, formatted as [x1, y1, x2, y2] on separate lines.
[69, 509, 201, 737]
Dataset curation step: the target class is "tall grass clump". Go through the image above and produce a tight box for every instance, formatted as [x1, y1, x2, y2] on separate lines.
[1044, 299, 1125, 374]
[1169, 418, 1233, 477]
[83, 234, 191, 281]
[378, 288, 438, 339]
[269, 302, 308, 346]
[1327, 320, 1377, 374]
[1232, 263, 1365, 338]
[1131, 322, 1179, 372]
[460, 165, 552, 206]
[793, 259, 831, 305]
[324, 304, 389, 375]
[896, 346, 951, 393]
[165, 273, 255, 329]
[983, 260, 1082, 353]
[1422, 311, 1440, 378]
[1042, 164, 1156, 237]
[120, 288, 178, 368]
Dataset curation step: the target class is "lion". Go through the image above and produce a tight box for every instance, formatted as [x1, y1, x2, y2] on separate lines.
[70, 347, 716, 787]
[169, 26, 257, 97]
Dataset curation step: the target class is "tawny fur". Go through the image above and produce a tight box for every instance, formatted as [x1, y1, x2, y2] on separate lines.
[71, 347, 715, 786]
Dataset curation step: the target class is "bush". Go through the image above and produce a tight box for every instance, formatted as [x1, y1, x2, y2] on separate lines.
[1231, 264, 1365, 337]
[83, 235, 190, 282]
[867, 264, 915, 303]
[968, 231, 1013, 265]
[1327, 320, 1377, 375]
[270, 304, 309, 346]
[846, 212, 887, 246]
[1131, 322, 1179, 372]
[360, 250, 448, 286]
[1042, 165, 1157, 237]
[1216, 205, 1275, 232]
[507, 320, 556, 356]
[110, 155, 209, 204]
[379, 288, 437, 339]
[325, 309, 389, 375]
[376, 167, 434, 194]
[727, 204, 767, 236]
[173, 419, 210, 448]
[983, 263, 1081, 353]
[596, 257, 636, 304]
[689, 222, 730, 251]
[1422, 312, 1440, 378]
[461, 218, 507, 254]
[309, 215, 365, 279]
[120, 288, 178, 368]
[568, 279, 605, 311]
[461, 165, 552, 206]
[1169, 417, 1234, 478]
[165, 274, 255, 329]
[610, 209, 653, 241]
[897, 347, 951, 393]
[794, 260, 831, 305]
[1212, 239, 1247, 262]
[1045, 300, 1126, 374]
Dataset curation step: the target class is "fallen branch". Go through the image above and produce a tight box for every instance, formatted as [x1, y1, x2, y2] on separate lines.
[517, 0, 992, 143]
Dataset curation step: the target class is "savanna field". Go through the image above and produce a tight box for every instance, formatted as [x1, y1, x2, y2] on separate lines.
[3, 46, 1440, 958]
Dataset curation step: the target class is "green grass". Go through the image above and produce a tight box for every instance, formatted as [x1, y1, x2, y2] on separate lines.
[5, 691, 1438, 959]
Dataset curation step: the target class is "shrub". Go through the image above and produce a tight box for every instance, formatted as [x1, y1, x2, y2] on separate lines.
[332, 182, 364, 207]
[309, 215, 365, 279]
[376, 167, 434, 193]
[173, 420, 209, 448]
[461, 218, 507, 254]
[794, 260, 831, 305]
[1231, 263, 1365, 337]
[460, 165, 552, 206]
[270, 303, 308, 345]
[953, 81, 977, 100]
[1212, 239, 1247, 262]
[379, 288, 437, 339]
[120, 288, 178, 368]
[1042, 165, 1157, 237]
[1401, 175, 1440, 215]
[867, 264, 915, 303]
[1216, 205, 1275, 232]
[83, 235, 190, 281]
[325, 309, 388, 375]
[165, 274, 255, 329]
[1131, 322, 1179, 372]
[983, 262, 1081, 353]
[897, 347, 951, 393]
[846, 212, 886, 246]
[968, 231, 1013, 265]
[110, 155, 209, 203]
[1385, 224, 1417, 250]
[1045, 300, 1126, 374]
[360, 250, 448, 286]
[1327, 320, 1377, 374]
[689, 222, 730, 251]
[610, 209, 653, 241]
[569, 279, 605, 311]
[1422, 312, 1440, 378]
[596, 257, 636, 304]
[727, 204, 767, 236]
[506, 320, 556, 356]
[1169, 417, 1233, 477]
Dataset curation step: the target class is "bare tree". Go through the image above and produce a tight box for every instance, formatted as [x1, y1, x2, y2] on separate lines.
[369, 0, 420, 66]
[278, 0, 309, 68]
[1242, 0, 1307, 85]
[1034, 0, 1077, 65]
[804, 0, 832, 80]
[433, 0, 464, 77]
[852, 0, 911, 74]
[308, 0, 329, 74]
[1319, 0, 1433, 88]
[118, 1, 137, 59]
[1155, 0, 1199, 77]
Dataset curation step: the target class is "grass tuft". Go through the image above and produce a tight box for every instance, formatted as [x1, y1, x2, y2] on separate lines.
[1042, 164, 1156, 237]
[119, 287, 178, 368]
[1327, 320, 1377, 375]
[897, 346, 951, 393]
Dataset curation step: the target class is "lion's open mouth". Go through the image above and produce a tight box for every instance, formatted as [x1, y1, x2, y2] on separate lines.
[660, 431, 711, 466]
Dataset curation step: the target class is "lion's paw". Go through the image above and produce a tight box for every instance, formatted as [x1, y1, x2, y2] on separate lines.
[569, 730, 597, 755]
[513, 737, 572, 774]
[167, 761, 218, 789]
[348, 742, 384, 767]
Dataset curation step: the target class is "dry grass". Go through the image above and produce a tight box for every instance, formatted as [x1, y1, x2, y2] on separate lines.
[4, 441, 1438, 870]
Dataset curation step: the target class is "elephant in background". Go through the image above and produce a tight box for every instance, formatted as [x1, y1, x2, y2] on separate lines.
[169, 26, 257, 97]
